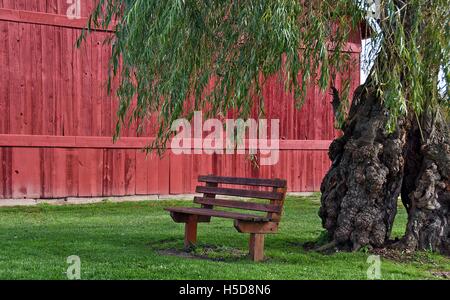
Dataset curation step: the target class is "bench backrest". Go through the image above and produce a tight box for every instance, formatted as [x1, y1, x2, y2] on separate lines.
[195, 175, 287, 221]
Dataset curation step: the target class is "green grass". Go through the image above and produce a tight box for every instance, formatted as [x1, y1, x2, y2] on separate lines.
[0, 194, 448, 280]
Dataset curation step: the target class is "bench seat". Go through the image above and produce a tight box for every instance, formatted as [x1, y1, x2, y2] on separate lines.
[165, 207, 271, 222]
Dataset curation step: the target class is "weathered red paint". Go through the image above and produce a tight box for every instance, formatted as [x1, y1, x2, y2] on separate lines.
[0, 1, 361, 199]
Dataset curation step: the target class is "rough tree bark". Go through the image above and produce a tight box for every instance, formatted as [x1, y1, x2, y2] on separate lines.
[320, 86, 450, 255]
[319, 86, 407, 251]
[399, 110, 450, 255]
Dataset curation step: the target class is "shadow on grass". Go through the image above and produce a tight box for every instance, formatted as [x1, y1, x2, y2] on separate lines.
[152, 240, 249, 262]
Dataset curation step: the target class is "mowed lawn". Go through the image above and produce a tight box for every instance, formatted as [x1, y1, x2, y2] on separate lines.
[0, 195, 448, 280]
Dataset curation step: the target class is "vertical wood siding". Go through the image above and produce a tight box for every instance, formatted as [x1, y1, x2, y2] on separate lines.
[0, 1, 361, 198]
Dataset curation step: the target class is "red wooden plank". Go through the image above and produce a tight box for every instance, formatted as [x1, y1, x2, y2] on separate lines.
[11, 147, 41, 198]
[41, 148, 54, 198]
[1, 147, 12, 198]
[91, 31, 102, 136]
[24, 0, 36, 11]
[46, 0, 58, 14]
[0, 134, 334, 150]
[20, 22, 32, 134]
[102, 149, 113, 196]
[112, 149, 125, 196]
[54, 23, 63, 135]
[169, 152, 184, 194]
[0, 148, 12, 198]
[15, 1, 26, 10]
[31, 24, 43, 135]
[135, 150, 149, 195]
[183, 154, 193, 193]
[136, 150, 149, 195]
[0, 0, 11, 9]
[137, 151, 168, 195]
[65, 148, 79, 196]
[50, 148, 68, 198]
[80, 29, 92, 136]
[37, 0, 46, 12]
[72, 28, 81, 136]
[101, 39, 112, 137]
[61, 27, 73, 135]
[158, 152, 170, 194]
[8, 20, 21, 135]
[300, 151, 307, 191]
[56, 0, 65, 15]
[124, 149, 136, 195]
[0, 20, 9, 134]
[42, 24, 56, 135]
[78, 148, 103, 197]
[307, 152, 315, 192]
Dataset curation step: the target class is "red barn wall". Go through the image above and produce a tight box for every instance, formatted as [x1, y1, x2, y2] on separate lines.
[0, 1, 361, 199]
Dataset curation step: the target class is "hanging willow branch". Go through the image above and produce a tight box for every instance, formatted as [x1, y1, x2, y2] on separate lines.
[78, 0, 449, 149]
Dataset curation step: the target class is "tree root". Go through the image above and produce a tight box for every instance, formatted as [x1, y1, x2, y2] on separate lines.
[315, 241, 337, 252]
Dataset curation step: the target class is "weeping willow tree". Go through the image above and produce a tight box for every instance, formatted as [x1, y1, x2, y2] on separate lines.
[80, 0, 449, 255]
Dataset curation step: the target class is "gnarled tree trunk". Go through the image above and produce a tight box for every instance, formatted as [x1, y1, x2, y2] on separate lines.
[320, 85, 450, 255]
[319, 86, 407, 251]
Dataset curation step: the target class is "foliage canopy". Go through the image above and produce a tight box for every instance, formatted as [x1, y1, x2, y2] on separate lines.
[80, 0, 449, 147]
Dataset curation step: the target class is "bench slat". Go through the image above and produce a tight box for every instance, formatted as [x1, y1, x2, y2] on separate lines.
[194, 197, 281, 213]
[165, 207, 270, 222]
[196, 186, 283, 200]
[198, 175, 287, 188]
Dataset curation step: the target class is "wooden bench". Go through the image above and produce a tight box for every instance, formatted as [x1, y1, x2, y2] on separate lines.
[165, 175, 287, 261]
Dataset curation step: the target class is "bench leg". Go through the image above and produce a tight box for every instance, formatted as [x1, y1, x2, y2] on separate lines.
[249, 233, 265, 262]
[184, 215, 198, 248]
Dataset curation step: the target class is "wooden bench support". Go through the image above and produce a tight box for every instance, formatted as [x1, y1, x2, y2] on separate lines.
[249, 233, 265, 262]
[184, 215, 198, 248]
[234, 220, 278, 233]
